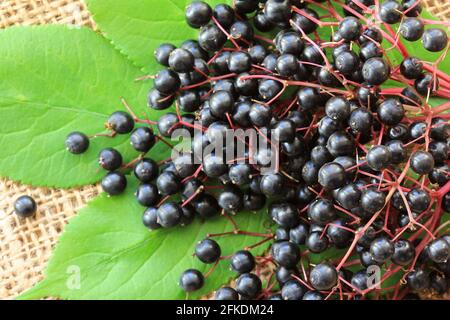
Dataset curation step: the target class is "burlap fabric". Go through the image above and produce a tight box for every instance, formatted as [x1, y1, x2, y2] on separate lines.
[0, 0, 448, 300]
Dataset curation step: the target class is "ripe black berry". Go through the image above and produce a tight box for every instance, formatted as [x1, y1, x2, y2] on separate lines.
[272, 241, 300, 269]
[148, 88, 174, 110]
[14, 195, 37, 218]
[410, 151, 435, 175]
[310, 263, 338, 291]
[179, 269, 204, 292]
[318, 162, 346, 189]
[264, 0, 292, 24]
[235, 273, 262, 299]
[136, 183, 159, 207]
[338, 17, 362, 41]
[230, 250, 255, 274]
[377, 98, 405, 125]
[337, 183, 361, 210]
[392, 239, 415, 266]
[101, 171, 127, 196]
[325, 96, 351, 122]
[400, 56, 423, 79]
[422, 28, 448, 52]
[218, 185, 243, 212]
[65, 131, 89, 154]
[379, 0, 403, 24]
[213, 4, 235, 29]
[427, 238, 450, 263]
[228, 51, 252, 74]
[407, 269, 430, 290]
[361, 189, 386, 213]
[195, 238, 221, 264]
[308, 198, 337, 226]
[154, 43, 176, 66]
[134, 158, 158, 183]
[168, 48, 195, 73]
[185, 1, 212, 28]
[260, 173, 285, 198]
[142, 207, 160, 230]
[415, 72, 439, 95]
[281, 280, 305, 300]
[370, 237, 394, 263]
[215, 287, 239, 300]
[156, 202, 182, 227]
[366, 145, 392, 171]
[400, 18, 424, 41]
[98, 148, 123, 171]
[362, 57, 390, 85]
[107, 111, 135, 134]
[306, 231, 329, 253]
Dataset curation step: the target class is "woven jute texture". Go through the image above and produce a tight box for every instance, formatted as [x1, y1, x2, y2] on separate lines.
[0, 0, 449, 300]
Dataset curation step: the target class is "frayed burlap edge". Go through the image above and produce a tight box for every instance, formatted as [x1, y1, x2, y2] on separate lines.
[0, 0, 448, 300]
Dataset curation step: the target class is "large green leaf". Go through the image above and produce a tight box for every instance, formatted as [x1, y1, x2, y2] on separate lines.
[19, 178, 271, 300]
[86, 0, 228, 73]
[0, 25, 166, 188]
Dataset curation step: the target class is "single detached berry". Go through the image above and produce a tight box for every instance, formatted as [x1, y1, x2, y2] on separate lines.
[14, 195, 37, 218]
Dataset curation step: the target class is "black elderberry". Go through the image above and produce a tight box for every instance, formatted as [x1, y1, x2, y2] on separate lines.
[310, 263, 338, 291]
[429, 164, 450, 186]
[154, 69, 181, 95]
[142, 207, 161, 230]
[281, 280, 305, 300]
[325, 96, 351, 122]
[306, 231, 329, 253]
[192, 193, 220, 218]
[101, 171, 127, 196]
[410, 151, 435, 175]
[356, 85, 379, 107]
[422, 28, 448, 52]
[318, 162, 346, 189]
[228, 51, 252, 74]
[179, 269, 204, 292]
[209, 90, 235, 118]
[400, 18, 424, 41]
[264, 0, 292, 24]
[327, 219, 354, 248]
[230, 250, 255, 274]
[235, 273, 262, 299]
[215, 287, 239, 300]
[407, 269, 430, 290]
[107, 111, 135, 134]
[370, 237, 394, 263]
[392, 239, 415, 266]
[337, 183, 362, 210]
[260, 173, 285, 198]
[403, 0, 422, 17]
[338, 16, 362, 41]
[185, 1, 212, 28]
[14, 195, 37, 218]
[362, 57, 390, 85]
[427, 238, 450, 263]
[254, 11, 275, 32]
[65, 131, 89, 154]
[134, 158, 158, 183]
[302, 291, 323, 300]
[198, 24, 227, 52]
[269, 202, 300, 228]
[230, 20, 254, 42]
[415, 72, 439, 95]
[379, 0, 403, 24]
[130, 127, 156, 153]
[348, 107, 372, 133]
[400, 56, 423, 79]
[98, 148, 123, 171]
[213, 3, 235, 29]
[218, 185, 243, 212]
[271, 240, 301, 269]
[377, 98, 405, 125]
[326, 131, 355, 157]
[258, 79, 283, 101]
[147, 88, 174, 110]
[366, 145, 392, 171]
[361, 189, 386, 213]
[136, 183, 159, 207]
[385, 140, 407, 164]
[154, 43, 176, 67]
[359, 41, 383, 61]
[359, 26, 383, 44]
[308, 198, 337, 226]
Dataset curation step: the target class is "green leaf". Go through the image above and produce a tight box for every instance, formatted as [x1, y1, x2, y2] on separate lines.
[86, 0, 228, 73]
[0, 25, 164, 188]
[19, 178, 271, 300]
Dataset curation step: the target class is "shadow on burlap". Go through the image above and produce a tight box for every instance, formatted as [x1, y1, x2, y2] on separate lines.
[0, 0, 448, 300]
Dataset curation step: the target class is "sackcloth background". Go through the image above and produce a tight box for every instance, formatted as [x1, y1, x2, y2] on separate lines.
[0, 0, 448, 300]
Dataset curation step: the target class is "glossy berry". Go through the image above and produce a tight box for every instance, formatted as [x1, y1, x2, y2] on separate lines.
[427, 238, 450, 263]
[407, 269, 430, 290]
[215, 287, 239, 300]
[130, 127, 156, 152]
[308, 198, 337, 226]
[400, 57, 423, 79]
[235, 273, 262, 299]
[276, 54, 299, 77]
[277, 32, 304, 55]
[407, 188, 431, 213]
[415, 72, 439, 95]
[107, 111, 135, 134]
[14, 195, 37, 218]
[269, 202, 300, 228]
[213, 4, 235, 29]
[429, 140, 448, 164]
[273, 119, 296, 143]
[377, 98, 404, 125]
[271, 240, 301, 268]
[385, 140, 407, 164]
[379, 0, 403, 24]
[306, 231, 329, 253]
[230, 250, 255, 274]
[65, 131, 89, 154]
[101, 172, 127, 196]
[154, 43, 176, 66]
[168, 48, 195, 73]
[195, 238, 221, 264]
[338, 17, 362, 41]
[410, 151, 435, 175]
[281, 280, 305, 300]
[392, 239, 415, 266]
[400, 18, 424, 41]
[230, 20, 254, 42]
[156, 202, 182, 228]
[260, 173, 285, 198]
[359, 42, 383, 61]
[325, 96, 351, 122]
[157, 171, 181, 195]
[134, 158, 158, 183]
[337, 184, 361, 210]
[98, 148, 123, 171]
[326, 131, 355, 157]
[185, 1, 212, 28]
[154, 69, 181, 94]
[264, 0, 292, 24]
[362, 57, 390, 85]
[254, 11, 275, 32]
[289, 223, 309, 245]
[291, 8, 319, 34]
[136, 183, 159, 207]
[192, 193, 220, 219]
[370, 237, 394, 263]
[361, 189, 386, 213]
[302, 291, 324, 300]
[218, 185, 243, 212]
[348, 107, 372, 133]
[209, 90, 234, 118]
[366, 145, 392, 171]
[422, 28, 448, 52]
[142, 207, 160, 230]
[179, 269, 204, 292]
[228, 51, 252, 74]
[318, 162, 346, 189]
[309, 263, 338, 291]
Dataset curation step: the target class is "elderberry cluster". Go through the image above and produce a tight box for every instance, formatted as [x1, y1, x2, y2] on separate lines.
[65, 0, 450, 300]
